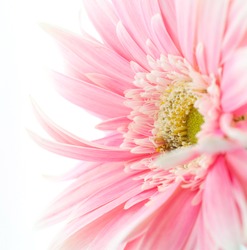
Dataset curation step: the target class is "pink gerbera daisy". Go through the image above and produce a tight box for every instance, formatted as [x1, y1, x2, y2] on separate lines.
[31, 0, 247, 249]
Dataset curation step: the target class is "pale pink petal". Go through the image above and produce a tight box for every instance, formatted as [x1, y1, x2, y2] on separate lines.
[195, 42, 207, 75]
[158, 0, 180, 51]
[221, 0, 247, 63]
[38, 163, 128, 226]
[95, 116, 130, 131]
[93, 133, 124, 147]
[174, 0, 199, 65]
[108, 183, 180, 249]
[196, 0, 230, 74]
[85, 73, 130, 96]
[52, 188, 144, 249]
[32, 99, 126, 149]
[202, 156, 242, 249]
[184, 211, 215, 250]
[29, 131, 139, 162]
[137, 188, 200, 249]
[138, 0, 161, 36]
[112, 0, 153, 54]
[221, 48, 247, 113]
[82, 0, 131, 60]
[226, 150, 247, 197]
[48, 161, 101, 181]
[42, 24, 134, 84]
[232, 180, 247, 244]
[124, 189, 157, 209]
[197, 135, 237, 154]
[116, 22, 149, 69]
[31, 99, 88, 146]
[125, 235, 145, 250]
[52, 205, 123, 250]
[52, 72, 130, 119]
[155, 146, 198, 170]
[151, 14, 181, 56]
[221, 114, 247, 148]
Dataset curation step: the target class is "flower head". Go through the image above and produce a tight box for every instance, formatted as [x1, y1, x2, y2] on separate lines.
[32, 0, 247, 249]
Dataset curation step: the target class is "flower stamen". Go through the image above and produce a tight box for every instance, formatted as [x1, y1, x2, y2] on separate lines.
[155, 82, 204, 151]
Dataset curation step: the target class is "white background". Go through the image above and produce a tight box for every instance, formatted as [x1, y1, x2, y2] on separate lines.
[1, 0, 102, 249]
[2, 0, 247, 250]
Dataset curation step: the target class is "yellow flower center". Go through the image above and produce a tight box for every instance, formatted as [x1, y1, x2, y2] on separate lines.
[155, 82, 204, 151]
[186, 107, 204, 144]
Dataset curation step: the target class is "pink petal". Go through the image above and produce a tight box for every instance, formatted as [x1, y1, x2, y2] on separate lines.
[93, 133, 124, 147]
[202, 156, 241, 249]
[31, 99, 126, 150]
[156, 146, 199, 170]
[158, 0, 180, 51]
[42, 24, 134, 85]
[31, 99, 93, 146]
[28, 131, 139, 162]
[226, 150, 247, 197]
[196, 0, 230, 74]
[221, 48, 247, 113]
[116, 22, 149, 70]
[52, 188, 144, 249]
[221, 0, 247, 64]
[82, 0, 131, 60]
[108, 183, 180, 248]
[220, 114, 247, 148]
[51, 205, 123, 250]
[85, 73, 130, 96]
[112, 0, 153, 55]
[138, 188, 200, 249]
[185, 211, 215, 250]
[96, 116, 130, 131]
[151, 14, 181, 56]
[174, 0, 199, 66]
[52, 71, 130, 119]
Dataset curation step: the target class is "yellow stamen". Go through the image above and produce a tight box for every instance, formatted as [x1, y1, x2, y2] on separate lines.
[155, 82, 204, 150]
[186, 107, 204, 144]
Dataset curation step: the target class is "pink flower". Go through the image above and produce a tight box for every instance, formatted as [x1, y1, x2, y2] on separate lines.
[32, 0, 247, 249]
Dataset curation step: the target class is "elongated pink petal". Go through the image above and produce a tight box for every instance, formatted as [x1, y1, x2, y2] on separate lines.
[158, 0, 180, 51]
[52, 205, 123, 250]
[116, 22, 149, 70]
[96, 116, 129, 131]
[202, 156, 241, 249]
[185, 211, 215, 250]
[221, 48, 247, 113]
[100, 184, 179, 249]
[29, 131, 139, 162]
[39, 166, 137, 227]
[138, 188, 200, 249]
[51, 187, 144, 249]
[174, 0, 199, 66]
[31, 100, 126, 150]
[156, 146, 198, 170]
[85, 73, 129, 96]
[112, 0, 151, 54]
[52, 71, 130, 119]
[196, 0, 230, 74]
[226, 150, 247, 197]
[221, 0, 247, 63]
[82, 0, 130, 60]
[31, 99, 93, 146]
[151, 14, 181, 56]
[42, 24, 134, 84]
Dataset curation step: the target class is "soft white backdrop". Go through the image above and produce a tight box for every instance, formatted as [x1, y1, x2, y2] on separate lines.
[1, 0, 102, 249]
[2, 0, 247, 249]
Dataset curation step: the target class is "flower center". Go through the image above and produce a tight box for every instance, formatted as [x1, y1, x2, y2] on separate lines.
[155, 82, 204, 151]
